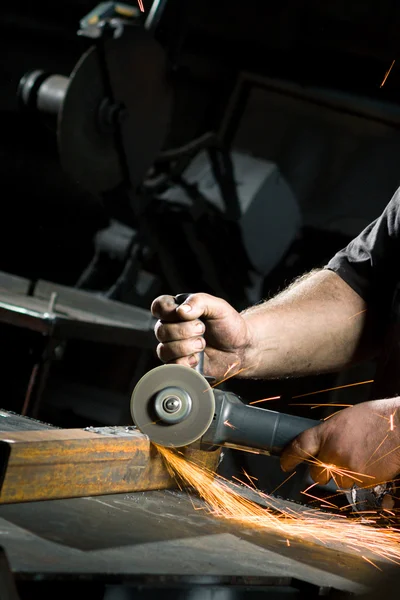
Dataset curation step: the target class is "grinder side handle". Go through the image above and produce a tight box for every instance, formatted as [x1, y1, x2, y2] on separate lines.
[205, 391, 319, 455]
[175, 293, 206, 376]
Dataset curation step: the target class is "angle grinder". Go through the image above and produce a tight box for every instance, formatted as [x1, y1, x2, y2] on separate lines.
[131, 294, 318, 454]
[131, 295, 397, 511]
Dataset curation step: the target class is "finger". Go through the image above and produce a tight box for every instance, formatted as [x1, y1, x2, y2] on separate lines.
[309, 464, 332, 486]
[154, 319, 205, 343]
[381, 494, 395, 510]
[151, 295, 178, 321]
[170, 354, 200, 368]
[175, 293, 235, 322]
[280, 427, 321, 473]
[336, 474, 361, 490]
[156, 338, 206, 363]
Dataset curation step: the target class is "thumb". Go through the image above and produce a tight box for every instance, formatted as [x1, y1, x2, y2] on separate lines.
[280, 426, 321, 474]
[176, 293, 236, 322]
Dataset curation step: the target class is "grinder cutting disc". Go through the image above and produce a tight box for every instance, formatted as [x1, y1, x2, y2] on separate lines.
[58, 25, 173, 195]
[131, 364, 215, 447]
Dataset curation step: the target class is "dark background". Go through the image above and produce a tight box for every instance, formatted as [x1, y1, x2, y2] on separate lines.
[1, 0, 400, 283]
[0, 0, 399, 427]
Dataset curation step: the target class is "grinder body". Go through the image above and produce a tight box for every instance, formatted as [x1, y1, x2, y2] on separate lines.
[130, 364, 318, 455]
[204, 389, 317, 455]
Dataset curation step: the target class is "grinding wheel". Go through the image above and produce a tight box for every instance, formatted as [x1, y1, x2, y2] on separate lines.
[58, 25, 173, 194]
[131, 364, 215, 447]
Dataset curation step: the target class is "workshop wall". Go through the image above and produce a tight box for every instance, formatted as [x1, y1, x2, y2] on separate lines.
[1, 0, 400, 427]
[1, 0, 400, 284]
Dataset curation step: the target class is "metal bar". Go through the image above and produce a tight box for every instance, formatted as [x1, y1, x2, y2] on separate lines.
[0, 427, 220, 504]
[21, 363, 39, 416]
[52, 315, 155, 348]
[0, 302, 155, 348]
[144, 0, 168, 33]
[30, 338, 59, 419]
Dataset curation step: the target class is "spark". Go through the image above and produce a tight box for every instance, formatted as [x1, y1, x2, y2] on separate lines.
[237, 447, 262, 455]
[156, 445, 400, 567]
[242, 469, 258, 487]
[205, 366, 253, 392]
[362, 556, 383, 571]
[224, 419, 237, 430]
[380, 59, 395, 88]
[291, 380, 374, 400]
[286, 539, 290, 547]
[223, 362, 239, 378]
[250, 396, 281, 405]
[367, 443, 400, 468]
[364, 434, 389, 468]
[137, 0, 145, 11]
[348, 309, 367, 320]
[269, 471, 297, 496]
[303, 481, 318, 494]
[300, 485, 339, 510]
[359, 477, 400, 491]
[290, 403, 352, 408]
[232, 475, 246, 486]
[323, 410, 347, 421]
[390, 410, 397, 431]
[291, 449, 375, 484]
[372, 412, 391, 422]
[340, 502, 364, 511]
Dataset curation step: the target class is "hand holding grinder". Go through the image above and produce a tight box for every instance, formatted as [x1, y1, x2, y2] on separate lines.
[131, 294, 318, 454]
[131, 295, 396, 510]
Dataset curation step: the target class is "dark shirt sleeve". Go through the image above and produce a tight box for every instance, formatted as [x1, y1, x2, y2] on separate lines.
[326, 188, 400, 312]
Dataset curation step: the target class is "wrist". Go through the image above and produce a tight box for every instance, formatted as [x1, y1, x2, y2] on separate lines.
[237, 314, 265, 378]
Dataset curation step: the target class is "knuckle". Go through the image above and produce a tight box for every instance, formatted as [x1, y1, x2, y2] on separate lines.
[175, 323, 192, 340]
[309, 467, 325, 484]
[174, 356, 188, 366]
[156, 342, 165, 361]
[155, 322, 195, 343]
[157, 340, 194, 362]
[181, 338, 201, 356]
[290, 436, 306, 457]
[154, 320, 164, 341]
[193, 319, 205, 334]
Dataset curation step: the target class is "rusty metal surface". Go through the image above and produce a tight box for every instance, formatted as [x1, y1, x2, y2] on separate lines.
[0, 489, 376, 594]
[0, 426, 220, 504]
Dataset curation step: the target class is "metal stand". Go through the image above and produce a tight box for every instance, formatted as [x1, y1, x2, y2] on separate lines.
[0, 547, 20, 600]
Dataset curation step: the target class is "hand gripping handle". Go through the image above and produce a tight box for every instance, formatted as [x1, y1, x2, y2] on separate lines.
[175, 292, 207, 377]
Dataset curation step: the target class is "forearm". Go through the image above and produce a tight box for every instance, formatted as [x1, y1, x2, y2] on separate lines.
[240, 269, 375, 379]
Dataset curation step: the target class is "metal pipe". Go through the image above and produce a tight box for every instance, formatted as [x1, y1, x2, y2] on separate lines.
[144, 0, 168, 33]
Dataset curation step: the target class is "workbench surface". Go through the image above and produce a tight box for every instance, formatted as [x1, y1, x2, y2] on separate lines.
[0, 481, 385, 594]
[0, 412, 387, 594]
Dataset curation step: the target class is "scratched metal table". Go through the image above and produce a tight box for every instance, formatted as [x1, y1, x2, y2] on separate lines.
[0, 273, 157, 417]
[0, 412, 387, 598]
[0, 279, 156, 348]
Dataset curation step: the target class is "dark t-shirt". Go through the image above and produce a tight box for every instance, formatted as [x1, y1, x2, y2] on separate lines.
[326, 188, 400, 316]
[326, 189, 400, 398]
